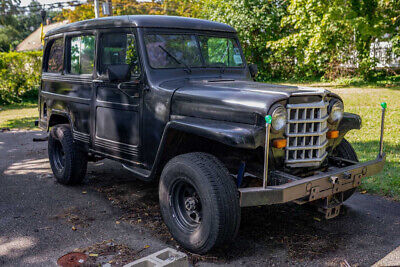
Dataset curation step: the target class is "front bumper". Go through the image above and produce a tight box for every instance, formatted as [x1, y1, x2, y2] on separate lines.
[239, 154, 385, 207]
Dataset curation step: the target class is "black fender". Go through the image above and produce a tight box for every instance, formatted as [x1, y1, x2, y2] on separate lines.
[166, 116, 265, 149]
[333, 112, 362, 149]
[338, 112, 362, 133]
[133, 116, 265, 182]
[47, 110, 72, 131]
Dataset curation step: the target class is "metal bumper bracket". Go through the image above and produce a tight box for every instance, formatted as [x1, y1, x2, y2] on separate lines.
[319, 205, 341, 219]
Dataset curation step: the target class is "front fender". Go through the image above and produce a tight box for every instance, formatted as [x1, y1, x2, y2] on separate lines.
[168, 116, 265, 149]
[338, 112, 362, 133]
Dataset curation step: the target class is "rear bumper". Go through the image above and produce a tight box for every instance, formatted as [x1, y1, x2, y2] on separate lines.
[239, 154, 385, 207]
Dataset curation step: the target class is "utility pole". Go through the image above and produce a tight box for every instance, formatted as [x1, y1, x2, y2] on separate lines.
[94, 0, 100, 18]
[40, 9, 46, 46]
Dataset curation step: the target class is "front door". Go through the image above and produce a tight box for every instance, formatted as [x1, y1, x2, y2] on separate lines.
[92, 31, 142, 162]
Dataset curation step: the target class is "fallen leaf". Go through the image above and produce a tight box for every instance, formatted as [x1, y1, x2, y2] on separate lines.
[89, 253, 98, 257]
[82, 191, 87, 194]
[72, 226, 77, 231]
[360, 190, 367, 194]
[313, 217, 321, 222]
[144, 245, 150, 248]
[137, 219, 142, 223]
[116, 221, 120, 224]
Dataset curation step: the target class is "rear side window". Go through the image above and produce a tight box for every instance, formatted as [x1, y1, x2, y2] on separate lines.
[69, 35, 95, 75]
[47, 38, 63, 73]
[99, 33, 140, 77]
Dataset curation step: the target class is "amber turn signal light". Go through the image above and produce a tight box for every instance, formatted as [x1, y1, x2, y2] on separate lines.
[272, 138, 287, 149]
[327, 130, 339, 139]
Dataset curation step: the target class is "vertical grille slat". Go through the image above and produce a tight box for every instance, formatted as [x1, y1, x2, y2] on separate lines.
[285, 101, 329, 167]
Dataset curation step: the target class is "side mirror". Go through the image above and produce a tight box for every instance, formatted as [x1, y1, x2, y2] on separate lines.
[106, 64, 131, 83]
[249, 63, 258, 79]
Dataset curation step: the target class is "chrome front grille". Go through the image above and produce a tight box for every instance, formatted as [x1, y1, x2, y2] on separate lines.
[285, 101, 329, 167]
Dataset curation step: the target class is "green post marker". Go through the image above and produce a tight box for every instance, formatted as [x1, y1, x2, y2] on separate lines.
[265, 115, 272, 124]
[379, 102, 387, 157]
[263, 115, 272, 188]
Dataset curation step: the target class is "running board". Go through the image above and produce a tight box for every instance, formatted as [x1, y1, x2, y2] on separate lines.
[122, 164, 151, 178]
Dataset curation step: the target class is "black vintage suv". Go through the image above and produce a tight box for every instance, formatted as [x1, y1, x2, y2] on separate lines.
[38, 15, 386, 254]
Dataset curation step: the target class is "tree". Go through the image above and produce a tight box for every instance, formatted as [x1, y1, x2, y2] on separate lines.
[198, 0, 289, 79]
[267, 0, 384, 79]
[0, 0, 21, 25]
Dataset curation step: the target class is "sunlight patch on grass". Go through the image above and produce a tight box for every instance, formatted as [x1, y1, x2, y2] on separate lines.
[0, 104, 38, 130]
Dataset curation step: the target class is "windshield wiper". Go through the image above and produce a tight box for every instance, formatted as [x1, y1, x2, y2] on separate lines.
[158, 45, 192, 74]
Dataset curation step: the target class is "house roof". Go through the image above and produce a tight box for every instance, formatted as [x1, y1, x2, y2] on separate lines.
[16, 21, 68, 52]
[46, 15, 236, 37]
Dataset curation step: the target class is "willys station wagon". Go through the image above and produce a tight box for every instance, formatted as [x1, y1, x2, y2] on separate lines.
[37, 15, 386, 254]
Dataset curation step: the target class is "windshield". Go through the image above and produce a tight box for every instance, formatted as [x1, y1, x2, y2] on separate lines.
[144, 34, 244, 69]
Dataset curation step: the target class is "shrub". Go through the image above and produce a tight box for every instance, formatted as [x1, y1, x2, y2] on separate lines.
[0, 51, 42, 105]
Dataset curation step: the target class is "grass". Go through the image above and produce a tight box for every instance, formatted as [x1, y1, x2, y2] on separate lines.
[331, 88, 400, 200]
[0, 87, 399, 199]
[0, 101, 39, 130]
[268, 73, 400, 90]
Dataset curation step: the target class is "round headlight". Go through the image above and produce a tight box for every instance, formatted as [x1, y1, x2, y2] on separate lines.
[271, 106, 287, 131]
[329, 100, 344, 124]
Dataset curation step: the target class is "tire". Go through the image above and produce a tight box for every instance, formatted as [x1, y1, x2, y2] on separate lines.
[48, 124, 87, 185]
[333, 138, 359, 201]
[159, 152, 241, 254]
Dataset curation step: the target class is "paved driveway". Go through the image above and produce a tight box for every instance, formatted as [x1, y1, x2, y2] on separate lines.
[1, 131, 400, 266]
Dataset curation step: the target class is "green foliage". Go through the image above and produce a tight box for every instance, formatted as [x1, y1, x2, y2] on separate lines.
[199, 0, 288, 80]
[266, 0, 385, 80]
[0, 0, 61, 52]
[0, 51, 42, 105]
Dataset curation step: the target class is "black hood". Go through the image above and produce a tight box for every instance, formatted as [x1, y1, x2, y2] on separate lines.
[166, 79, 332, 124]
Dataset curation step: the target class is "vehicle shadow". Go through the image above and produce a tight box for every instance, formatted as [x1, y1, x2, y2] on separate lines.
[86, 160, 365, 264]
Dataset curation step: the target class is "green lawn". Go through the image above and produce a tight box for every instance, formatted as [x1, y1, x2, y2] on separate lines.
[332, 88, 400, 199]
[0, 87, 399, 199]
[0, 102, 39, 130]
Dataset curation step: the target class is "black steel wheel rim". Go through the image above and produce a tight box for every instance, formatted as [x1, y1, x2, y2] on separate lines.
[170, 178, 202, 232]
[53, 139, 65, 171]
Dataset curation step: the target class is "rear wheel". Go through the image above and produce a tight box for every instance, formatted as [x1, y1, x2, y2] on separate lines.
[48, 124, 87, 185]
[333, 138, 359, 201]
[159, 152, 240, 254]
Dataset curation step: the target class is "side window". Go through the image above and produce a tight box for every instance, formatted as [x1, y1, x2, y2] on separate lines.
[47, 38, 63, 73]
[68, 35, 95, 75]
[100, 33, 140, 77]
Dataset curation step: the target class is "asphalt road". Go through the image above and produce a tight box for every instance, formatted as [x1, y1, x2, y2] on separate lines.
[1, 130, 400, 266]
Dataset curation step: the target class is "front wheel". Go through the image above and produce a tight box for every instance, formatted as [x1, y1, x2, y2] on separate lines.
[333, 138, 359, 201]
[48, 124, 87, 185]
[159, 152, 241, 254]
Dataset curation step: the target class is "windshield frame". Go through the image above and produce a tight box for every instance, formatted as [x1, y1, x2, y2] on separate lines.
[142, 30, 246, 71]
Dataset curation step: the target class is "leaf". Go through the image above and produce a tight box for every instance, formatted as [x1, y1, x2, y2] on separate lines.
[89, 253, 98, 257]
[360, 190, 367, 194]
[72, 226, 77, 231]
[115, 221, 120, 224]
[144, 245, 150, 248]
[313, 217, 321, 222]
[82, 191, 87, 194]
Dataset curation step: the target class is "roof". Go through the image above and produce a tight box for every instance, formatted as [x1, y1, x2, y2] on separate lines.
[46, 15, 236, 37]
[16, 21, 68, 51]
